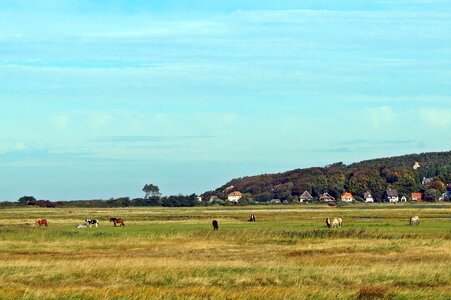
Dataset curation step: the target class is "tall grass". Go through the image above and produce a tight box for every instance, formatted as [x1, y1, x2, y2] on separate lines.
[0, 204, 450, 299]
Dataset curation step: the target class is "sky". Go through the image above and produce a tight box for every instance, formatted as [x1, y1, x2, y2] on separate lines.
[0, 0, 450, 201]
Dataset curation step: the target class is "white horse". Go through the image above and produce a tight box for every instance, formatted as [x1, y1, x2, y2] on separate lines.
[326, 218, 343, 228]
[409, 216, 420, 225]
[332, 218, 342, 228]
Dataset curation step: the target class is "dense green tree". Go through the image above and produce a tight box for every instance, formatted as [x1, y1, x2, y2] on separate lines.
[18, 196, 36, 206]
[142, 184, 161, 198]
[424, 189, 442, 202]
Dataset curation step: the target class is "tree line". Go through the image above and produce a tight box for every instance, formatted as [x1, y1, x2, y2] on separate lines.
[6, 151, 451, 208]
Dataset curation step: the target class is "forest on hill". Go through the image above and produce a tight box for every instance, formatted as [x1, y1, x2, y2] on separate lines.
[202, 151, 451, 203]
[5, 151, 450, 208]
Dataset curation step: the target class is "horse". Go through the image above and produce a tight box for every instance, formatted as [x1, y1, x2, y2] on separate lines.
[248, 214, 256, 222]
[36, 219, 48, 227]
[212, 220, 219, 231]
[109, 218, 125, 227]
[85, 219, 100, 228]
[409, 216, 420, 225]
[326, 218, 331, 228]
[327, 218, 342, 228]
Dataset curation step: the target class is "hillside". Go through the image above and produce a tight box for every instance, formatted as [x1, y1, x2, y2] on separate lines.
[202, 151, 451, 202]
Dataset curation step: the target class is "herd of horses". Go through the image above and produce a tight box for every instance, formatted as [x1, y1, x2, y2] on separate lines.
[35, 217, 125, 228]
[34, 214, 421, 230]
[210, 215, 421, 230]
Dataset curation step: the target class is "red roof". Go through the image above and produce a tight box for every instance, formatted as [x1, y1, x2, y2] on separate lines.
[411, 193, 422, 200]
[228, 191, 242, 197]
[342, 192, 353, 198]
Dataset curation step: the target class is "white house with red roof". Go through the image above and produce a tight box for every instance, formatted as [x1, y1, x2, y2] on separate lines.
[341, 192, 354, 203]
[227, 191, 243, 203]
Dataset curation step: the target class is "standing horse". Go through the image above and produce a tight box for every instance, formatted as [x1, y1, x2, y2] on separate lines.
[327, 218, 342, 228]
[409, 216, 420, 225]
[36, 219, 48, 227]
[109, 218, 125, 227]
[248, 214, 256, 222]
[85, 219, 100, 228]
[212, 220, 219, 231]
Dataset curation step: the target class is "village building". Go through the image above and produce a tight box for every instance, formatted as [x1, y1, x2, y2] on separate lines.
[299, 191, 313, 203]
[413, 162, 421, 170]
[227, 191, 243, 203]
[439, 191, 451, 202]
[400, 196, 407, 202]
[341, 192, 354, 203]
[319, 192, 335, 202]
[209, 196, 220, 202]
[386, 189, 399, 203]
[422, 177, 434, 185]
[411, 193, 422, 201]
[364, 192, 374, 203]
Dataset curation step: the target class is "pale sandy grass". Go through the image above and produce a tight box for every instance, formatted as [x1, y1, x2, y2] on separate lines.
[0, 205, 450, 299]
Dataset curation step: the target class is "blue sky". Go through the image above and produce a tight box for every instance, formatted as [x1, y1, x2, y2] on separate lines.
[0, 0, 450, 201]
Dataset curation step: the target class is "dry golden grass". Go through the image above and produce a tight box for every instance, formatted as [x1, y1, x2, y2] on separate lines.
[0, 204, 450, 299]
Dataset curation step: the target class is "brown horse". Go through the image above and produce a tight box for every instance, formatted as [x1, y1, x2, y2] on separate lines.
[37, 219, 48, 227]
[212, 220, 219, 231]
[109, 218, 125, 227]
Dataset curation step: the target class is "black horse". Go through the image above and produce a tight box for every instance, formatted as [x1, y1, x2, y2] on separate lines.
[326, 218, 331, 228]
[212, 220, 219, 231]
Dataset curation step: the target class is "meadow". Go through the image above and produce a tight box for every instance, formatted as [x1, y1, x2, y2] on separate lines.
[0, 204, 450, 300]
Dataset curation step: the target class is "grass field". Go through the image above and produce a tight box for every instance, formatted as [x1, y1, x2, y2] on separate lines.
[0, 204, 450, 299]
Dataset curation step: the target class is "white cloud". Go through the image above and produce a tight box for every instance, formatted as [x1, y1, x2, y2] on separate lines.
[0, 140, 28, 154]
[368, 106, 395, 128]
[418, 108, 451, 128]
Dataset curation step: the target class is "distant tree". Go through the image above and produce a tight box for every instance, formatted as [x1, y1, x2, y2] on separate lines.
[255, 192, 272, 203]
[18, 196, 36, 206]
[142, 184, 161, 198]
[424, 189, 442, 202]
[429, 180, 446, 193]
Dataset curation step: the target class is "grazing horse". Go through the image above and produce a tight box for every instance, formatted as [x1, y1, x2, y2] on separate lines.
[85, 219, 100, 228]
[248, 214, 256, 222]
[212, 220, 219, 231]
[326, 218, 331, 228]
[36, 219, 48, 227]
[409, 216, 420, 225]
[109, 218, 125, 227]
[327, 218, 342, 228]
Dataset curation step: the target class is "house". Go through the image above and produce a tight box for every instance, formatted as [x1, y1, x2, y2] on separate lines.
[400, 196, 407, 202]
[196, 196, 202, 202]
[422, 177, 434, 185]
[364, 192, 374, 203]
[411, 193, 422, 201]
[341, 192, 354, 203]
[386, 189, 399, 203]
[227, 191, 243, 203]
[439, 191, 451, 202]
[209, 196, 220, 203]
[413, 162, 421, 170]
[319, 192, 335, 202]
[299, 191, 313, 203]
